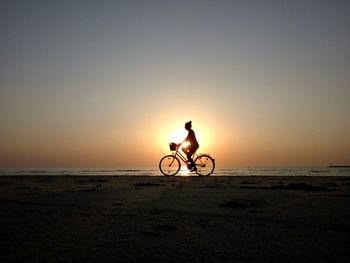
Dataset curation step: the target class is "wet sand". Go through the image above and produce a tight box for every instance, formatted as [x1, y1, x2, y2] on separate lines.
[1, 175, 350, 262]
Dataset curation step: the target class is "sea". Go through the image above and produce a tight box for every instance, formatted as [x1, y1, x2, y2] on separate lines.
[0, 167, 349, 176]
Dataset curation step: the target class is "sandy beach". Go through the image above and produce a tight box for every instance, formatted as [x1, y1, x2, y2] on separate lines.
[1, 175, 350, 262]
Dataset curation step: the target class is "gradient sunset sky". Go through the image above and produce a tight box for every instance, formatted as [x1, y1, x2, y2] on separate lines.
[1, 0, 349, 168]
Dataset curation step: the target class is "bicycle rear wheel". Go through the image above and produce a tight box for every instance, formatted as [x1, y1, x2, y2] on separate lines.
[159, 155, 181, 176]
[194, 154, 215, 176]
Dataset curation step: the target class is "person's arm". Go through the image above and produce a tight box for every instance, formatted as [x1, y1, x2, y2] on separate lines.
[178, 139, 185, 146]
[179, 131, 192, 146]
[178, 132, 190, 146]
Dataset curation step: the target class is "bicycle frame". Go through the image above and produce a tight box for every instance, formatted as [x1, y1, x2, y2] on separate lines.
[172, 146, 197, 165]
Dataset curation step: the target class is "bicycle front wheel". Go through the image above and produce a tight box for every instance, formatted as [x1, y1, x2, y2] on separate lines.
[194, 154, 215, 176]
[159, 155, 181, 176]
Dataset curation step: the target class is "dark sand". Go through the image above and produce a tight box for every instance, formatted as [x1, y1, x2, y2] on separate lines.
[1, 176, 350, 262]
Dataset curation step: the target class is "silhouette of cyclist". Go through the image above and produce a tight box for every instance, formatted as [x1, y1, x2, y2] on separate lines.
[179, 121, 199, 171]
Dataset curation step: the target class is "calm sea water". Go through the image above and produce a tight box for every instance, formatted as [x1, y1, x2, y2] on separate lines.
[0, 167, 349, 176]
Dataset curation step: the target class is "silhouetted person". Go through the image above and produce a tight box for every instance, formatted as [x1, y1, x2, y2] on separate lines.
[179, 121, 199, 171]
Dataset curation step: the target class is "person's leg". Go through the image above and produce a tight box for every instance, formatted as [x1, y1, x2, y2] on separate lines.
[182, 146, 192, 169]
[190, 146, 199, 170]
[187, 147, 196, 169]
[182, 145, 188, 155]
[184, 146, 198, 170]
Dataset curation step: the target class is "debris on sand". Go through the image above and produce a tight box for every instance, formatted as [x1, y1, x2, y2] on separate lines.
[241, 183, 331, 191]
[284, 183, 330, 191]
[133, 183, 161, 187]
[219, 199, 258, 209]
[79, 179, 110, 183]
[78, 188, 97, 192]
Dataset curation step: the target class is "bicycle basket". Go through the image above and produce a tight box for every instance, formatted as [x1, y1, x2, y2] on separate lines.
[169, 142, 177, 151]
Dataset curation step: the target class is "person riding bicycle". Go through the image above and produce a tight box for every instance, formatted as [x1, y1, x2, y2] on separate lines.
[179, 121, 199, 171]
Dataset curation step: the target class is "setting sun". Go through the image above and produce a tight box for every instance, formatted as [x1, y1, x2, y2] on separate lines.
[168, 128, 187, 145]
[156, 120, 213, 154]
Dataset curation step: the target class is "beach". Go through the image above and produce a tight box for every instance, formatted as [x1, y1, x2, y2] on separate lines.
[1, 175, 350, 262]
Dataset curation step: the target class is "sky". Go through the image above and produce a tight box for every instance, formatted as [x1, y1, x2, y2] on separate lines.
[0, 0, 349, 168]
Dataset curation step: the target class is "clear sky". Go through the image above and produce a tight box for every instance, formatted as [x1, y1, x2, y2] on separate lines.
[1, 0, 349, 168]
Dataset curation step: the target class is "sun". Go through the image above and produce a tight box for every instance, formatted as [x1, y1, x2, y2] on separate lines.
[157, 121, 209, 154]
[168, 128, 187, 144]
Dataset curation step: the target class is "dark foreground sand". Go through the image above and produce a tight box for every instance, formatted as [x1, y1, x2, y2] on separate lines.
[1, 175, 350, 263]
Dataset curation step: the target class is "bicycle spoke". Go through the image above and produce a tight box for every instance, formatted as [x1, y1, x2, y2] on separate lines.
[195, 155, 215, 176]
[159, 155, 181, 176]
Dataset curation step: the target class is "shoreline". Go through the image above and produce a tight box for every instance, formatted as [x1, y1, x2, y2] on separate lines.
[1, 167, 349, 177]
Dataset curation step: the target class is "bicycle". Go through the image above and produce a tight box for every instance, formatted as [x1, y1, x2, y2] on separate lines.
[159, 142, 215, 176]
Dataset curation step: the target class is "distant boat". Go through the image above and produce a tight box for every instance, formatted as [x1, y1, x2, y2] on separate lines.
[328, 164, 350, 168]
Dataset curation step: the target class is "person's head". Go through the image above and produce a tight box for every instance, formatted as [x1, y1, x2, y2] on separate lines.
[185, 121, 192, 130]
